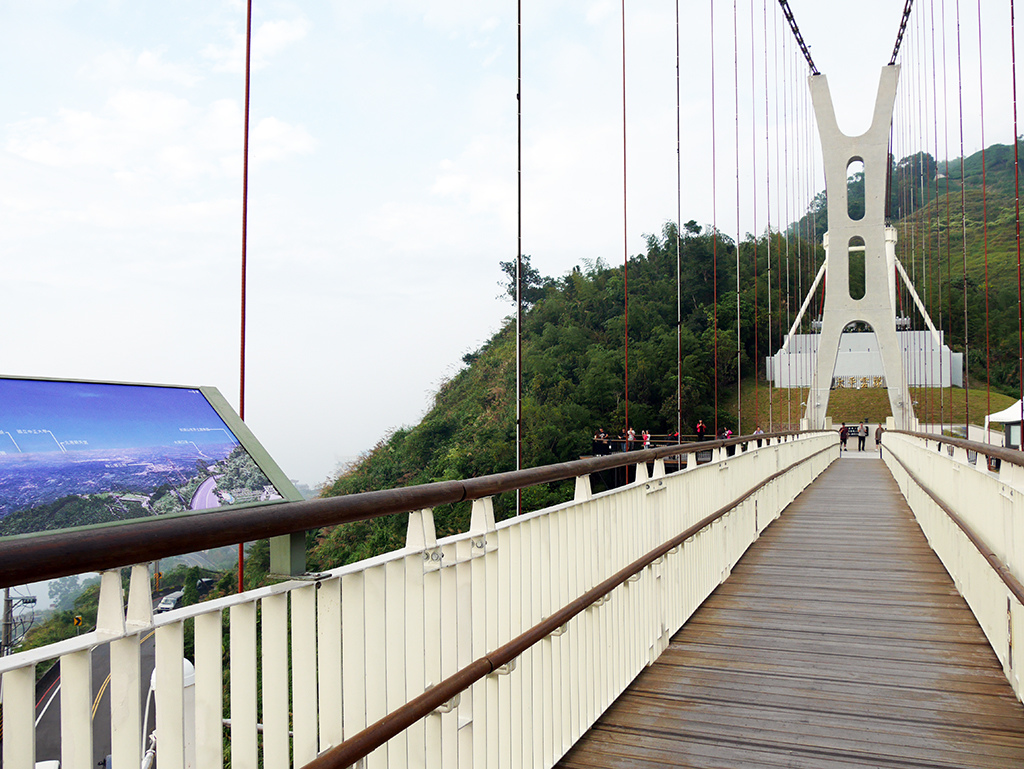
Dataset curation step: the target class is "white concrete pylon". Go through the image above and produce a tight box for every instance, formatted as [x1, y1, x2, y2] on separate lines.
[804, 66, 914, 430]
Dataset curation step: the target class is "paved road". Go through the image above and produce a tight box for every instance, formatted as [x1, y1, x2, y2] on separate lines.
[189, 476, 219, 510]
[34, 631, 157, 765]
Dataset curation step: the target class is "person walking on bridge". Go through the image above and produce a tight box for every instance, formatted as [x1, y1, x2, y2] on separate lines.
[839, 422, 849, 451]
[857, 420, 867, 451]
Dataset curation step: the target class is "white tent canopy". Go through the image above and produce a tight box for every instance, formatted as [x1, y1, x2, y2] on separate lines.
[985, 399, 1024, 426]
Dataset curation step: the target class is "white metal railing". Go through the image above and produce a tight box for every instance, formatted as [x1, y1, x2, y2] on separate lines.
[882, 431, 1024, 702]
[1, 432, 835, 769]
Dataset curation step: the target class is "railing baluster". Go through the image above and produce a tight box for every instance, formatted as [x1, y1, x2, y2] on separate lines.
[316, 578, 343, 753]
[383, 558, 407, 766]
[291, 584, 318, 767]
[61, 648, 93, 769]
[229, 602, 258, 769]
[364, 565, 388, 769]
[110, 634, 142, 769]
[261, 592, 289, 769]
[421, 557, 442, 769]
[2, 665, 36, 769]
[195, 610, 224, 769]
[403, 550, 427, 767]
[341, 571, 366, 745]
[155, 623, 185, 769]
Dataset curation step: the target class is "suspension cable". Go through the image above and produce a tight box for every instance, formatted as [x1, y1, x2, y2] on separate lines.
[516, 0, 523, 515]
[1013, 0, 1024, 433]
[238, 0, 253, 594]
[621, 0, 630, 434]
[977, 0, 989, 441]
[712, 0, 720, 435]
[955, 0, 969, 432]
[734, 0, 742, 435]
[764, 0, 774, 432]
[776, 0, 818, 74]
[751, 0, 760, 432]
[675, 0, 682, 443]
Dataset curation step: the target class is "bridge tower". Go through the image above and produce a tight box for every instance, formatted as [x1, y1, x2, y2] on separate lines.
[803, 66, 915, 430]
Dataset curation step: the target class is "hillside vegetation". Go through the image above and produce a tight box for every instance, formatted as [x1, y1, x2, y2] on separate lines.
[306, 143, 1024, 571]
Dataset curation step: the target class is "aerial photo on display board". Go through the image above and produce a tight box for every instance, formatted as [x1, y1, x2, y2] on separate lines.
[0, 378, 286, 538]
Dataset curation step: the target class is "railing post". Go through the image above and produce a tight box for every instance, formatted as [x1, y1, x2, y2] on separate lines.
[574, 474, 592, 502]
[126, 564, 153, 630]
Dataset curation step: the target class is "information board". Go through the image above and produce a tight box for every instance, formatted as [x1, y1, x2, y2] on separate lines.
[0, 376, 300, 539]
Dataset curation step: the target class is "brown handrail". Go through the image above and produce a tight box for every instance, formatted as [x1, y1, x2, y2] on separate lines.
[0, 432, 811, 589]
[892, 429, 1024, 468]
[882, 439, 1024, 605]
[302, 440, 836, 769]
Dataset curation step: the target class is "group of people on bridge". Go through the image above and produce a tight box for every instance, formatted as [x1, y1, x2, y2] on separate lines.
[839, 420, 884, 452]
[592, 427, 653, 455]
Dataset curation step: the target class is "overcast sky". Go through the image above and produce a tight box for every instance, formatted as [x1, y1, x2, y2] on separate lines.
[0, 1, 1014, 487]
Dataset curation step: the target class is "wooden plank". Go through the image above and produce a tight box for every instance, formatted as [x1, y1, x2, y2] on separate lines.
[556, 458, 1024, 768]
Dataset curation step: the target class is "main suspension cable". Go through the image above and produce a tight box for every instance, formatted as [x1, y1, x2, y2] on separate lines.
[776, 0, 818, 74]
[890, 0, 917, 65]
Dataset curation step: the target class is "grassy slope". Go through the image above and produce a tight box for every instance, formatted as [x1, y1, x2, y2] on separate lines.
[732, 378, 1015, 430]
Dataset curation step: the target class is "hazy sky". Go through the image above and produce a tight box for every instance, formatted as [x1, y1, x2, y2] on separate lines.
[0, 1, 1013, 486]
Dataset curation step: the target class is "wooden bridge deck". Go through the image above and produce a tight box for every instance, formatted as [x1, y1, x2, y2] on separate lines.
[557, 455, 1024, 768]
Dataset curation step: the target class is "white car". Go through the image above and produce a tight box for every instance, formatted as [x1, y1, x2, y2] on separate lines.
[155, 590, 184, 613]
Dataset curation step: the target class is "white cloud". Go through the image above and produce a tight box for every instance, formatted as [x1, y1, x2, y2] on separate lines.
[203, 16, 311, 74]
[251, 117, 316, 164]
[80, 48, 201, 88]
[3, 89, 311, 181]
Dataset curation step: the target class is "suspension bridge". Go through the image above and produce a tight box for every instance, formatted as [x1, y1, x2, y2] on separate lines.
[4, 1, 1024, 768]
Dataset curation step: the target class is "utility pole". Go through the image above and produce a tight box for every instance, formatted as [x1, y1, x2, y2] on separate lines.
[2, 587, 36, 656]
[2, 587, 12, 656]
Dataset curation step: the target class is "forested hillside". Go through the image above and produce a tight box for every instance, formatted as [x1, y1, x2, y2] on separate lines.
[307, 143, 1024, 571]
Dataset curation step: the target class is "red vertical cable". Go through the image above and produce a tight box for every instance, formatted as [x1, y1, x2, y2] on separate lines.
[516, 0, 522, 515]
[782, 16, 792, 426]
[922, 2, 932, 422]
[734, 0, 742, 435]
[712, 0, 720, 435]
[621, 0, 630, 434]
[784, 43, 796, 418]
[977, 0, 989, 442]
[676, 0, 682, 444]
[751, 0, 760, 432]
[923, 0, 934, 426]
[955, 0, 970, 433]
[942, 0, 953, 431]
[931, 0, 942, 430]
[936, 0, 948, 430]
[763, 0, 774, 431]
[1011, 0, 1019, 438]
[238, 0, 253, 594]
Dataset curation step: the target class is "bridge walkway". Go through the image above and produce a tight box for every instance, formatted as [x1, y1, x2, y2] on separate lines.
[557, 455, 1024, 768]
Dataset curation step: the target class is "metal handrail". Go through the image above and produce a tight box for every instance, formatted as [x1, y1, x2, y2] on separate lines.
[882, 434, 1024, 605]
[892, 429, 1024, 467]
[0, 431, 808, 589]
[302, 439, 836, 769]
